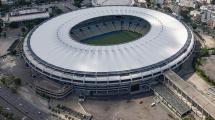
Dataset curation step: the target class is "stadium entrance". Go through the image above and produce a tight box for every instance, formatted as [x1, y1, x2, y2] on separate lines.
[130, 82, 140, 94]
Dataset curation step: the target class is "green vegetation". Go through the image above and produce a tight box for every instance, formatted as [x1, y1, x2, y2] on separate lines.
[50, 6, 63, 17]
[199, 48, 209, 57]
[191, 22, 198, 30]
[0, 4, 11, 12]
[74, 0, 83, 7]
[180, 8, 191, 22]
[13, 0, 31, 7]
[35, 0, 62, 5]
[9, 22, 19, 29]
[145, 0, 152, 8]
[0, 0, 31, 12]
[163, 6, 173, 13]
[193, 48, 215, 86]
[0, 76, 22, 93]
[23, 18, 46, 30]
[82, 30, 142, 46]
[206, 116, 214, 120]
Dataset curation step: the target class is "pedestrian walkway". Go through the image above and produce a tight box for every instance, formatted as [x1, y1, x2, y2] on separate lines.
[152, 84, 191, 117]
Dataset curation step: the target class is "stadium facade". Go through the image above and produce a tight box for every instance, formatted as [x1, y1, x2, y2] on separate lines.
[22, 6, 195, 96]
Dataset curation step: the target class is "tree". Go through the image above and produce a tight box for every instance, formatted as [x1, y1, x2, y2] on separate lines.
[10, 50, 17, 55]
[74, 0, 83, 7]
[1, 77, 6, 84]
[191, 22, 198, 30]
[146, 0, 152, 7]
[21, 27, 26, 33]
[9, 22, 19, 28]
[180, 9, 191, 22]
[163, 6, 172, 13]
[14, 0, 31, 7]
[6, 113, 14, 119]
[14, 78, 21, 86]
[199, 48, 209, 57]
[156, 4, 161, 9]
[205, 116, 213, 120]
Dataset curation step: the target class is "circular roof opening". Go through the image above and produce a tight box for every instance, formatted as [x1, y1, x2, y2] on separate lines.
[70, 15, 151, 46]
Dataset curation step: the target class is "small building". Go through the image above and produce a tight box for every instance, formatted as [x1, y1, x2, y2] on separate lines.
[190, 10, 201, 18]
[199, 5, 215, 29]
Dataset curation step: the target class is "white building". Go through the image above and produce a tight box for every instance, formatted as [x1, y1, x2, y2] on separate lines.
[197, 0, 212, 4]
[201, 9, 212, 22]
[177, 0, 196, 8]
[3, 8, 50, 23]
[190, 10, 201, 17]
[200, 5, 215, 23]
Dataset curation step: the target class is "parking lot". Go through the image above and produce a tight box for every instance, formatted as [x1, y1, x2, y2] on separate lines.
[82, 96, 176, 120]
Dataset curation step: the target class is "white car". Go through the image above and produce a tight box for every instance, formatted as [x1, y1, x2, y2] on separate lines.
[151, 103, 156, 107]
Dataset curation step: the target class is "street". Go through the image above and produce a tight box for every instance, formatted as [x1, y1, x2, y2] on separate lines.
[0, 85, 50, 120]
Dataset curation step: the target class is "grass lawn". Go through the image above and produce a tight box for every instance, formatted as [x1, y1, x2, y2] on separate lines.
[81, 30, 142, 45]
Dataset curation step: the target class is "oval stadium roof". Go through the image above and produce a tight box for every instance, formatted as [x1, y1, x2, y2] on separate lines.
[26, 6, 193, 73]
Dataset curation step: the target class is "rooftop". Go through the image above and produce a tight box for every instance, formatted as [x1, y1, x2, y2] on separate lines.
[24, 6, 194, 73]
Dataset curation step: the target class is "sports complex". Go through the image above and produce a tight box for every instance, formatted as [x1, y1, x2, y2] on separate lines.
[22, 6, 195, 96]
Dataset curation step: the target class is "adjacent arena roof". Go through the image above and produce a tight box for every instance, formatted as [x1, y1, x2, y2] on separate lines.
[92, 0, 135, 6]
[23, 6, 194, 75]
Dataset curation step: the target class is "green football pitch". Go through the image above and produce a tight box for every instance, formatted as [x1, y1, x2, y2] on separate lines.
[81, 30, 142, 45]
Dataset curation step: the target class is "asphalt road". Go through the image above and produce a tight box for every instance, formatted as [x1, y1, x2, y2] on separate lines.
[0, 85, 50, 120]
[0, 97, 30, 120]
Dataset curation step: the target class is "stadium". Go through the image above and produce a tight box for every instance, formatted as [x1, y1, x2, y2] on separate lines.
[22, 6, 194, 96]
